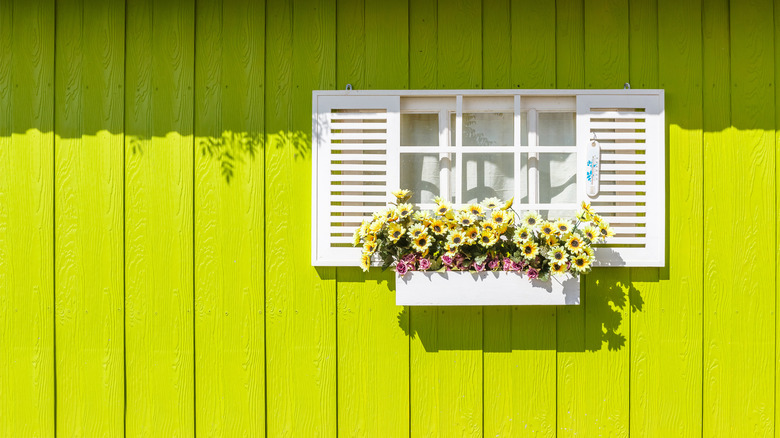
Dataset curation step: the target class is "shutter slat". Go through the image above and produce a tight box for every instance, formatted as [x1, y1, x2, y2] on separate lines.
[330, 144, 388, 151]
[330, 132, 388, 140]
[601, 163, 646, 171]
[600, 174, 646, 182]
[329, 112, 388, 120]
[329, 174, 387, 182]
[331, 123, 388, 130]
[330, 194, 387, 202]
[601, 153, 648, 162]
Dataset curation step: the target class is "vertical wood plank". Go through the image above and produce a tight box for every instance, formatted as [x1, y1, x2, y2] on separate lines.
[335, 0, 364, 90]
[776, 0, 780, 434]
[0, 0, 55, 436]
[194, 0, 265, 436]
[336, 0, 410, 436]
[555, 0, 583, 89]
[265, 0, 337, 435]
[631, 0, 704, 435]
[558, 1, 630, 436]
[705, 0, 776, 435]
[54, 0, 125, 435]
[482, 1, 557, 437]
[125, 0, 195, 435]
[409, 0, 437, 90]
[482, 0, 510, 89]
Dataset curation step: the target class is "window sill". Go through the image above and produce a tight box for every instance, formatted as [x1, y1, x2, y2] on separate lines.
[396, 271, 580, 306]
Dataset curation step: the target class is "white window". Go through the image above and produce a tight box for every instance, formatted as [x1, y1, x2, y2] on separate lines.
[312, 90, 665, 268]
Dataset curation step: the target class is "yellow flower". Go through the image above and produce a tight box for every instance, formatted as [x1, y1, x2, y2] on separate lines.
[435, 202, 452, 216]
[365, 233, 377, 243]
[360, 254, 371, 272]
[598, 222, 615, 239]
[546, 235, 560, 247]
[352, 227, 361, 246]
[457, 212, 476, 227]
[571, 254, 592, 273]
[581, 201, 595, 215]
[481, 221, 499, 233]
[433, 196, 445, 205]
[396, 203, 413, 219]
[369, 220, 383, 234]
[591, 214, 603, 225]
[464, 226, 480, 242]
[492, 209, 512, 225]
[412, 232, 432, 252]
[478, 230, 498, 247]
[467, 203, 485, 216]
[513, 226, 531, 243]
[522, 211, 541, 228]
[583, 246, 595, 260]
[413, 210, 432, 223]
[408, 223, 426, 238]
[551, 262, 567, 275]
[372, 209, 389, 224]
[547, 246, 568, 264]
[387, 223, 405, 242]
[447, 231, 465, 248]
[501, 197, 514, 210]
[581, 226, 598, 241]
[554, 219, 572, 234]
[392, 189, 411, 201]
[565, 233, 584, 253]
[359, 220, 370, 238]
[575, 208, 591, 222]
[520, 240, 539, 260]
[539, 221, 555, 238]
[363, 241, 377, 254]
[482, 197, 501, 209]
[431, 219, 447, 235]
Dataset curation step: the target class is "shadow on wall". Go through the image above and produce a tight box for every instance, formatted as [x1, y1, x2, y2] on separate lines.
[127, 129, 311, 184]
[396, 273, 645, 353]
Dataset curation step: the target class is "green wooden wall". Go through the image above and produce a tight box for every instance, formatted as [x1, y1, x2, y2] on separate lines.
[0, 0, 777, 436]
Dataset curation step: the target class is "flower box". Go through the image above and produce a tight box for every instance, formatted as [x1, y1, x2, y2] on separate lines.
[395, 271, 580, 306]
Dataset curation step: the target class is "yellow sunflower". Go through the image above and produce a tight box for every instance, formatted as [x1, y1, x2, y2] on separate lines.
[520, 240, 539, 260]
[387, 223, 405, 242]
[392, 189, 411, 201]
[539, 221, 555, 238]
[481, 221, 499, 233]
[362, 241, 377, 255]
[554, 219, 572, 234]
[368, 220, 383, 234]
[365, 233, 377, 243]
[565, 233, 585, 253]
[457, 212, 476, 227]
[522, 211, 541, 228]
[408, 223, 426, 238]
[431, 219, 447, 235]
[435, 202, 452, 217]
[501, 197, 514, 210]
[598, 222, 615, 239]
[433, 196, 445, 204]
[411, 232, 432, 252]
[581, 226, 598, 241]
[482, 197, 501, 209]
[478, 230, 498, 247]
[513, 226, 532, 243]
[571, 254, 592, 273]
[359, 220, 370, 238]
[551, 262, 567, 275]
[575, 208, 591, 222]
[492, 209, 512, 225]
[582, 246, 595, 260]
[467, 203, 485, 216]
[413, 210, 432, 223]
[352, 227, 361, 246]
[373, 209, 390, 224]
[464, 226, 480, 242]
[547, 246, 568, 264]
[447, 231, 466, 248]
[396, 203, 413, 219]
[581, 201, 595, 215]
[360, 254, 371, 272]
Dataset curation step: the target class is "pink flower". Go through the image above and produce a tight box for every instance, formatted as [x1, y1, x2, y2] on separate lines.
[488, 258, 500, 270]
[441, 255, 453, 265]
[401, 253, 416, 263]
[395, 262, 409, 275]
[527, 268, 539, 279]
[502, 257, 514, 270]
[474, 262, 485, 272]
[513, 260, 525, 271]
[418, 258, 431, 271]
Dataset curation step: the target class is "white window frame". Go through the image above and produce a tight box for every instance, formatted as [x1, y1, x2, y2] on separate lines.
[312, 89, 665, 268]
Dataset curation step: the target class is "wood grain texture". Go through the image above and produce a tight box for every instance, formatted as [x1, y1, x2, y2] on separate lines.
[409, 0, 437, 90]
[437, 0, 481, 89]
[512, 0, 555, 89]
[264, 0, 337, 435]
[194, 0, 265, 436]
[555, 0, 584, 89]
[335, 0, 409, 436]
[482, 0, 510, 89]
[704, 0, 776, 436]
[54, 0, 125, 436]
[124, 0, 195, 435]
[558, 1, 631, 436]
[631, 0, 703, 435]
[0, 0, 55, 436]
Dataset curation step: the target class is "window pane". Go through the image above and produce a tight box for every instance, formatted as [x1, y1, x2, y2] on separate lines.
[401, 113, 439, 146]
[520, 112, 528, 146]
[539, 209, 576, 221]
[400, 153, 441, 203]
[538, 153, 576, 203]
[450, 113, 514, 146]
[538, 112, 575, 146]
[461, 153, 514, 203]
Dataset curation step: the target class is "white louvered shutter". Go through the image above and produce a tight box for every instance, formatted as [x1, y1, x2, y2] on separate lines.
[312, 95, 400, 266]
[576, 93, 665, 267]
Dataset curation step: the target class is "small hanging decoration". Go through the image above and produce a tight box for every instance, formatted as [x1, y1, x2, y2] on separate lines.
[586, 137, 601, 197]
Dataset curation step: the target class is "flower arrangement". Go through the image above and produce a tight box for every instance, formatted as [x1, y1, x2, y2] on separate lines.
[353, 189, 614, 280]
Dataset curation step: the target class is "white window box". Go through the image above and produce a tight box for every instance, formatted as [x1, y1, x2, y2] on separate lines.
[395, 271, 580, 306]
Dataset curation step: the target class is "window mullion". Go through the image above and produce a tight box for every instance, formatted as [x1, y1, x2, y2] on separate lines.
[438, 109, 450, 202]
[528, 108, 539, 204]
[513, 95, 523, 208]
[455, 95, 463, 205]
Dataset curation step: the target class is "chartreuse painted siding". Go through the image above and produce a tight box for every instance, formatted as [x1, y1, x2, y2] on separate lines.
[0, 0, 776, 436]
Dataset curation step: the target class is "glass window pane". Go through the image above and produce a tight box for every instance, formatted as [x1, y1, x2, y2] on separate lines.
[401, 113, 439, 146]
[538, 153, 576, 203]
[520, 112, 528, 146]
[400, 153, 441, 204]
[450, 113, 514, 146]
[538, 112, 575, 146]
[461, 153, 514, 203]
